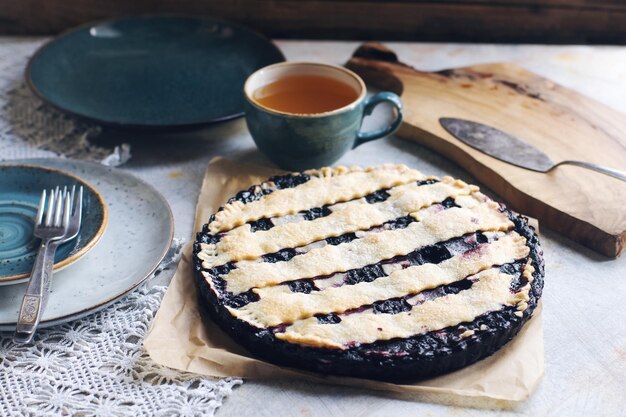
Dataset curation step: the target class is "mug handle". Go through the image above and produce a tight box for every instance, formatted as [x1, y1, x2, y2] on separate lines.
[353, 92, 403, 148]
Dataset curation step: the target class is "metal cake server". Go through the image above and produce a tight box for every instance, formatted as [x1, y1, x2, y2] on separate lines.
[439, 117, 626, 182]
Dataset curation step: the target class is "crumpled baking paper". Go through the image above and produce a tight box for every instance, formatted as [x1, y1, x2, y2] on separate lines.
[145, 157, 544, 409]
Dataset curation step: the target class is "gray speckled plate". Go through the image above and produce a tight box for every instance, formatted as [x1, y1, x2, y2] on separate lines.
[0, 159, 173, 329]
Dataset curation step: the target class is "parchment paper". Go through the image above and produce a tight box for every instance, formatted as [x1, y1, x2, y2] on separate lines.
[145, 157, 544, 408]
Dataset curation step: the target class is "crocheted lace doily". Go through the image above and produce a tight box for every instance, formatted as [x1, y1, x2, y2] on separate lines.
[0, 286, 242, 417]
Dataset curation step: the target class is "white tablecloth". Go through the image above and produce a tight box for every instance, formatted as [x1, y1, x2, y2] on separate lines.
[1, 37, 625, 417]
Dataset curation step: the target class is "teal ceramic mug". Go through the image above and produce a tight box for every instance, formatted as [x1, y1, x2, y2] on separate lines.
[244, 62, 403, 171]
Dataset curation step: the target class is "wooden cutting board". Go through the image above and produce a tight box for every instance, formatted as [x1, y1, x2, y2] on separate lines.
[346, 43, 626, 258]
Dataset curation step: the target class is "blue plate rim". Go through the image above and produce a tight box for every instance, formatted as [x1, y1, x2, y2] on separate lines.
[0, 163, 109, 283]
[25, 14, 286, 130]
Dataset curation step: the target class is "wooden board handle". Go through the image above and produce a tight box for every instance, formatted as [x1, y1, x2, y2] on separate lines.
[346, 43, 407, 95]
[345, 42, 626, 258]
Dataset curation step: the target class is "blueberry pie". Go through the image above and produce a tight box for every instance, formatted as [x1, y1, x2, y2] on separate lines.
[193, 165, 544, 381]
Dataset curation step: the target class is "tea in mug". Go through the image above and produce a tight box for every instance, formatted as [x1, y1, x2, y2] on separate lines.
[253, 75, 359, 114]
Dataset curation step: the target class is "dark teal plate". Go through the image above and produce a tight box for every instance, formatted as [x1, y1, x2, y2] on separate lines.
[26, 16, 285, 129]
[0, 165, 107, 284]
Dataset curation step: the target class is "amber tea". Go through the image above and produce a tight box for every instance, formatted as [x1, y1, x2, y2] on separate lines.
[244, 62, 403, 170]
[253, 74, 359, 114]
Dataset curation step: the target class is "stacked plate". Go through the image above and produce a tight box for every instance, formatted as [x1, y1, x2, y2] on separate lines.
[0, 159, 174, 329]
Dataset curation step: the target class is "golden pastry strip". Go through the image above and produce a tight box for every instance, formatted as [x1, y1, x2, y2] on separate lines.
[229, 232, 529, 327]
[208, 165, 425, 233]
[203, 179, 475, 266]
[222, 202, 513, 294]
[276, 266, 534, 349]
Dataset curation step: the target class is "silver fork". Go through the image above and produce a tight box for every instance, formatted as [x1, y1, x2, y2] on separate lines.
[13, 187, 72, 344]
[41, 186, 83, 313]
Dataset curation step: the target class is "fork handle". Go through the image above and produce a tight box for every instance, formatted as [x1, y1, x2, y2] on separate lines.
[13, 238, 57, 344]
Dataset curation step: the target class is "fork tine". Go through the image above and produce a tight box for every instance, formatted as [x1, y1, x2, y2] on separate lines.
[63, 192, 71, 228]
[63, 186, 70, 217]
[54, 187, 64, 227]
[45, 188, 56, 226]
[74, 186, 83, 220]
[36, 190, 46, 225]
[70, 185, 76, 215]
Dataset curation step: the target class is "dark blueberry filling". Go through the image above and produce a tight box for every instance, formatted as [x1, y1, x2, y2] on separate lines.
[250, 205, 332, 233]
[356, 261, 523, 354]
[335, 232, 487, 287]
[302, 206, 332, 221]
[201, 262, 240, 302]
[365, 190, 390, 204]
[326, 233, 358, 246]
[442, 233, 485, 256]
[201, 263, 236, 296]
[201, 221, 214, 234]
[196, 177, 457, 271]
[201, 173, 313, 243]
[343, 274, 477, 319]
[504, 261, 529, 292]
[206, 275, 227, 296]
[364, 178, 440, 204]
[345, 264, 387, 285]
[359, 305, 521, 359]
[196, 233, 220, 245]
[417, 244, 452, 264]
[373, 298, 412, 314]
[212, 262, 236, 277]
[269, 173, 311, 189]
[288, 279, 318, 294]
[196, 214, 222, 245]
[192, 242, 204, 260]
[249, 217, 274, 232]
[248, 213, 420, 271]
[226, 182, 276, 207]
[404, 243, 451, 266]
[440, 197, 459, 208]
[500, 261, 523, 276]
[316, 313, 342, 324]
[502, 204, 544, 307]
[324, 215, 417, 248]
[384, 215, 415, 229]
[412, 278, 474, 305]
[263, 248, 298, 263]
[203, 229, 490, 308]
[232, 188, 270, 204]
[249, 200, 453, 266]
[225, 290, 260, 308]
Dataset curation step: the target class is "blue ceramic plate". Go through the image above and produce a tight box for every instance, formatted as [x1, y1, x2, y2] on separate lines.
[26, 15, 285, 129]
[0, 165, 107, 284]
[0, 159, 173, 328]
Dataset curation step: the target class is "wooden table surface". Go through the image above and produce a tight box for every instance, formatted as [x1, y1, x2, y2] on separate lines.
[105, 40, 626, 417]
